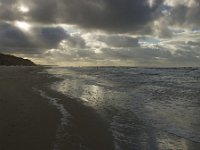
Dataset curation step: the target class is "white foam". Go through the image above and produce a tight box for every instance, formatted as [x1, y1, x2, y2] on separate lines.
[45, 67, 200, 149]
[33, 88, 71, 150]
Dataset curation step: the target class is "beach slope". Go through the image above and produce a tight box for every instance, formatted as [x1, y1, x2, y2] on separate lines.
[0, 66, 114, 150]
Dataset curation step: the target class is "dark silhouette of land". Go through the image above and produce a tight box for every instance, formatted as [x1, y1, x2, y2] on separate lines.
[0, 53, 36, 66]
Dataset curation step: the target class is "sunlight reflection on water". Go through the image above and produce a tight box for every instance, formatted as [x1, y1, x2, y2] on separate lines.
[47, 67, 200, 150]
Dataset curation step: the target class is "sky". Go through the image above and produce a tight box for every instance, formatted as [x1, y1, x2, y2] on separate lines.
[0, 0, 200, 66]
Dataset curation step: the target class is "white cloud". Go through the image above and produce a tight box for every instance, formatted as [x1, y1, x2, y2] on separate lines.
[14, 21, 31, 32]
[148, 0, 157, 7]
[164, 0, 198, 7]
[18, 5, 30, 13]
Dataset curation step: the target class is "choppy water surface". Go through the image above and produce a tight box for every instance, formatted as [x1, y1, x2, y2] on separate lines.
[47, 67, 200, 150]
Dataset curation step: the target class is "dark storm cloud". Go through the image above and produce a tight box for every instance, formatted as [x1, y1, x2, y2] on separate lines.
[0, 23, 34, 49]
[0, 0, 163, 33]
[56, 0, 163, 33]
[0, 0, 199, 33]
[0, 0, 19, 21]
[0, 23, 68, 53]
[33, 27, 68, 48]
[27, 0, 58, 23]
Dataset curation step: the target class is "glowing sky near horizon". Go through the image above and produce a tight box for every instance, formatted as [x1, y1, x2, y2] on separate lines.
[0, 0, 200, 66]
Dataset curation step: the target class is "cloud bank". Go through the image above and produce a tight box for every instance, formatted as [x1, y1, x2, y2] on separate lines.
[0, 0, 199, 66]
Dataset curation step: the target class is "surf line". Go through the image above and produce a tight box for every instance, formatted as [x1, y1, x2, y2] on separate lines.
[33, 87, 71, 150]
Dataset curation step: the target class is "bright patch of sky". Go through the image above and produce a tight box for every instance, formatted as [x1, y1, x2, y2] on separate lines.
[14, 21, 31, 32]
[139, 37, 160, 47]
[18, 5, 29, 13]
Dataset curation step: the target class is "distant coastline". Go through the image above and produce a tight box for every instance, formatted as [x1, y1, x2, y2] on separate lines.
[0, 53, 36, 66]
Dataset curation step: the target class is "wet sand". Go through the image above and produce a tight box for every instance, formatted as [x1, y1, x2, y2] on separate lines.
[0, 66, 114, 150]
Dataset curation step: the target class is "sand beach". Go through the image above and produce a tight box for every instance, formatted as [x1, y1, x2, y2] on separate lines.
[0, 66, 114, 150]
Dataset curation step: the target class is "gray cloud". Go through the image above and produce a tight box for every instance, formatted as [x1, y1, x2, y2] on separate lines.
[165, 0, 200, 27]
[0, 23, 68, 54]
[98, 35, 139, 47]
[39, 31, 200, 66]
[168, 50, 200, 66]
[187, 41, 200, 46]
[100, 47, 171, 61]
[57, 0, 162, 33]
[0, 23, 34, 49]
[0, 0, 20, 21]
[0, 0, 163, 33]
[67, 36, 86, 49]
[32, 27, 68, 48]
[27, 0, 59, 23]
[0, 0, 199, 32]
[0, 0, 200, 66]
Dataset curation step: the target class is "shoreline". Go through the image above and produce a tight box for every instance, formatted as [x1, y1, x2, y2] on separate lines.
[1, 66, 199, 150]
[0, 66, 115, 150]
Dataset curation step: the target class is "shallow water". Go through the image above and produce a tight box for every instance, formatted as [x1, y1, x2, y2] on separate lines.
[33, 88, 71, 150]
[47, 67, 200, 150]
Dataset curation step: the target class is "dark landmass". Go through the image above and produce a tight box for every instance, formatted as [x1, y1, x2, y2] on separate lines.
[0, 53, 36, 66]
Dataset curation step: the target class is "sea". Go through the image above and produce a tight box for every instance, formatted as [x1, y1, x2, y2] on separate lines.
[46, 67, 200, 150]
